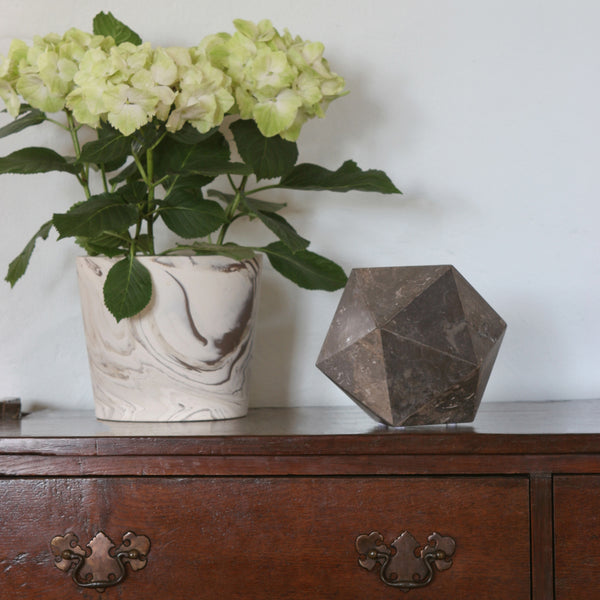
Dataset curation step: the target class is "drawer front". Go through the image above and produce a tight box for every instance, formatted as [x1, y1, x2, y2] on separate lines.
[0, 476, 530, 599]
[555, 475, 600, 599]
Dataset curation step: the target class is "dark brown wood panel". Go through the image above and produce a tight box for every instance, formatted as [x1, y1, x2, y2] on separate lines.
[4, 453, 600, 478]
[0, 476, 530, 599]
[554, 475, 600, 599]
[530, 474, 554, 600]
[2, 401, 600, 597]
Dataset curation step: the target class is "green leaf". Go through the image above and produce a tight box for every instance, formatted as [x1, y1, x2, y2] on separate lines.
[167, 123, 219, 145]
[207, 190, 287, 213]
[78, 131, 131, 165]
[175, 241, 256, 261]
[247, 205, 309, 253]
[159, 190, 226, 238]
[154, 132, 252, 178]
[93, 11, 143, 45]
[133, 234, 154, 254]
[206, 189, 236, 206]
[4, 220, 53, 286]
[53, 192, 138, 239]
[131, 121, 166, 155]
[103, 256, 152, 322]
[0, 147, 79, 175]
[188, 161, 251, 177]
[76, 232, 127, 257]
[155, 131, 228, 170]
[279, 160, 401, 194]
[261, 242, 347, 291]
[100, 156, 128, 173]
[241, 196, 286, 213]
[0, 107, 46, 139]
[91, 123, 129, 171]
[109, 161, 140, 185]
[165, 174, 215, 195]
[118, 181, 147, 205]
[230, 119, 298, 180]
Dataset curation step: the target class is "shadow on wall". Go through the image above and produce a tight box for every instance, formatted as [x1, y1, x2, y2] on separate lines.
[297, 61, 418, 168]
[492, 292, 571, 402]
[248, 272, 299, 408]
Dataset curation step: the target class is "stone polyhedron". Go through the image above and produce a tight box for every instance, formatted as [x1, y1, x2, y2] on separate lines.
[316, 265, 506, 426]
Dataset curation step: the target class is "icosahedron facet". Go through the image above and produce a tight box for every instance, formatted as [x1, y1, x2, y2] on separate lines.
[316, 265, 506, 426]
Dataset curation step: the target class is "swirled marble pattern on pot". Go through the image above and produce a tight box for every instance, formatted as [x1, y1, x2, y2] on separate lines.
[76, 255, 261, 422]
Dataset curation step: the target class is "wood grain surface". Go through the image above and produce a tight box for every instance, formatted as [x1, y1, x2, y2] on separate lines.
[554, 475, 600, 599]
[1, 402, 599, 598]
[3, 401, 600, 457]
[0, 476, 530, 599]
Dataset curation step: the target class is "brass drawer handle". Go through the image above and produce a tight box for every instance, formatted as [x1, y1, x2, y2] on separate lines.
[356, 530, 455, 590]
[51, 531, 150, 593]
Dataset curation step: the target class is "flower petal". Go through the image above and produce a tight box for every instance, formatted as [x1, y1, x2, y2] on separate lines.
[252, 89, 302, 137]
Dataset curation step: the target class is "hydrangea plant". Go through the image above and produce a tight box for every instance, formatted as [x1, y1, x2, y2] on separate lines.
[0, 12, 399, 321]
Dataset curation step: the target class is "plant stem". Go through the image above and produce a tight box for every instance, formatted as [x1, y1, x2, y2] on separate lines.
[131, 150, 148, 182]
[100, 165, 109, 193]
[145, 147, 156, 254]
[46, 117, 70, 130]
[65, 110, 91, 199]
[149, 131, 167, 152]
[216, 175, 247, 245]
[131, 148, 157, 255]
[246, 183, 280, 195]
[216, 216, 232, 246]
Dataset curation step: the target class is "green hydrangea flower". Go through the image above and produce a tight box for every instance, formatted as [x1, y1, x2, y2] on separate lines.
[252, 89, 303, 137]
[66, 42, 163, 135]
[166, 56, 234, 133]
[0, 18, 346, 140]
[2, 30, 115, 115]
[249, 48, 297, 97]
[106, 85, 157, 135]
[150, 48, 178, 86]
[0, 40, 28, 116]
[200, 18, 347, 140]
[233, 19, 277, 43]
[66, 47, 115, 127]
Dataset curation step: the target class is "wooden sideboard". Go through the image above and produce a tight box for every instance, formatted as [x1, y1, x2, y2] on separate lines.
[1, 399, 599, 599]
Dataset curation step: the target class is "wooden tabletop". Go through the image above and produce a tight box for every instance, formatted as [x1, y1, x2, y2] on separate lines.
[0, 400, 600, 457]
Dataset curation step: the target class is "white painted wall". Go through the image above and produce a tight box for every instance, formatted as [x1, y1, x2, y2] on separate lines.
[1, 0, 599, 412]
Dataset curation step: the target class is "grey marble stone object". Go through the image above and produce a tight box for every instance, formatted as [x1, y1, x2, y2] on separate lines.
[316, 265, 506, 426]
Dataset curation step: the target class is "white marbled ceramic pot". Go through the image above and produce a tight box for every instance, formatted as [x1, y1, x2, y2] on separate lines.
[76, 255, 262, 422]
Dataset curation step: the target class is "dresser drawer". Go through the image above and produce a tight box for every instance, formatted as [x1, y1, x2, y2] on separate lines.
[554, 475, 600, 599]
[0, 476, 529, 599]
